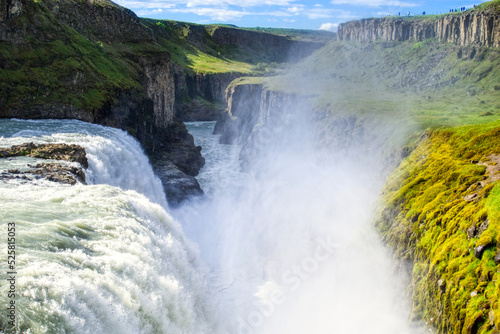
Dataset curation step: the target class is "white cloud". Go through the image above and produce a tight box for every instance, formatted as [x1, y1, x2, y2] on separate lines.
[115, 0, 176, 9]
[115, 0, 297, 9]
[319, 22, 339, 31]
[116, 0, 359, 24]
[330, 0, 419, 7]
[169, 7, 249, 21]
[287, 6, 303, 13]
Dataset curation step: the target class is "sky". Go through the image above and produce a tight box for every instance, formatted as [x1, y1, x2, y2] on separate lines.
[114, 0, 490, 31]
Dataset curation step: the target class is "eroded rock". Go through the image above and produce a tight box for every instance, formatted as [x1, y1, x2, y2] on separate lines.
[0, 142, 88, 168]
[0, 143, 87, 185]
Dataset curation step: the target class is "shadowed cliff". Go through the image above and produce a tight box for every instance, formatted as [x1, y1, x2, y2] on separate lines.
[0, 0, 328, 204]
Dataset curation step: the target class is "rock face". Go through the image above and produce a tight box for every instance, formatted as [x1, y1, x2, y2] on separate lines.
[151, 160, 204, 208]
[173, 69, 242, 121]
[0, 142, 88, 168]
[0, 143, 88, 185]
[337, 7, 500, 47]
[210, 26, 324, 62]
[216, 84, 263, 144]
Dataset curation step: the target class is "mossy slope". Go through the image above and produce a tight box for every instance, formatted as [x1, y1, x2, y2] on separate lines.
[0, 0, 145, 113]
[377, 122, 500, 334]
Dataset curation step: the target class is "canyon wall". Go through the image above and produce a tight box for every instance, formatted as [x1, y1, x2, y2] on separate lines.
[337, 7, 500, 47]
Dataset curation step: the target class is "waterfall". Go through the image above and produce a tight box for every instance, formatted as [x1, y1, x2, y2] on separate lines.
[0, 119, 214, 334]
[0, 117, 422, 334]
[180, 111, 421, 334]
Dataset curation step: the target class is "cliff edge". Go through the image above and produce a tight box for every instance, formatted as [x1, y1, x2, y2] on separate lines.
[338, 3, 500, 47]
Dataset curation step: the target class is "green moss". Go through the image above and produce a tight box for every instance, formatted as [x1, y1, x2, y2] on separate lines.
[377, 122, 500, 333]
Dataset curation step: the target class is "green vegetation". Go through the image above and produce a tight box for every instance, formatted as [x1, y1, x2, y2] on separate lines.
[0, 1, 318, 113]
[475, 0, 500, 13]
[142, 19, 256, 75]
[242, 27, 335, 43]
[233, 38, 500, 135]
[0, 0, 145, 112]
[377, 123, 500, 333]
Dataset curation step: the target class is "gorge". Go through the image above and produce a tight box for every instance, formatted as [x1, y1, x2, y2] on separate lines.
[1, 0, 500, 333]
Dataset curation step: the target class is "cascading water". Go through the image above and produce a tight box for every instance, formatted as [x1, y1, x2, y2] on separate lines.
[0, 115, 422, 334]
[0, 119, 214, 334]
[180, 112, 423, 334]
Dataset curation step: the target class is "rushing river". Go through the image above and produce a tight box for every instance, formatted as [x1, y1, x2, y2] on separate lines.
[0, 119, 420, 334]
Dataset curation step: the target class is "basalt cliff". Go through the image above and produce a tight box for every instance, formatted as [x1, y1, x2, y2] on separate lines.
[0, 0, 326, 204]
[337, 4, 500, 47]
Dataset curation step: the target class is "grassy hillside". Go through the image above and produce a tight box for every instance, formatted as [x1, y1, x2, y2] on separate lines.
[0, 1, 140, 111]
[0, 0, 320, 113]
[241, 27, 335, 42]
[377, 123, 500, 334]
[260, 39, 500, 131]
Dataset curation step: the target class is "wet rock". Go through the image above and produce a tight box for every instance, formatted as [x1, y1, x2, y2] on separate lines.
[157, 122, 205, 176]
[495, 250, 500, 265]
[152, 159, 203, 207]
[438, 279, 446, 294]
[1, 162, 86, 185]
[0, 143, 87, 185]
[0, 142, 88, 168]
[474, 245, 487, 259]
[32, 163, 86, 184]
[467, 224, 477, 240]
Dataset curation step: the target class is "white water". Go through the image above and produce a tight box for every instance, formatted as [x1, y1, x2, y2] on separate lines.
[0, 119, 213, 333]
[0, 117, 420, 334]
[181, 116, 420, 334]
[0, 119, 167, 207]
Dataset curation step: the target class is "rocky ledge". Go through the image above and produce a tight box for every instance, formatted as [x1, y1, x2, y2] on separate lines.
[0, 142, 87, 185]
[0, 142, 88, 167]
[151, 159, 203, 207]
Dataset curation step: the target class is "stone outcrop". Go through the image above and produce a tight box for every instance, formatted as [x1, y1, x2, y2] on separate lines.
[52, 0, 152, 43]
[173, 69, 242, 121]
[0, 143, 88, 185]
[151, 160, 203, 207]
[0, 142, 88, 167]
[142, 53, 176, 130]
[337, 7, 500, 47]
[0, 163, 86, 185]
[216, 84, 263, 145]
[210, 26, 324, 62]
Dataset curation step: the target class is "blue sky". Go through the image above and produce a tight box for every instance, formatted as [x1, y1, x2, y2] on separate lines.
[114, 0, 490, 31]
